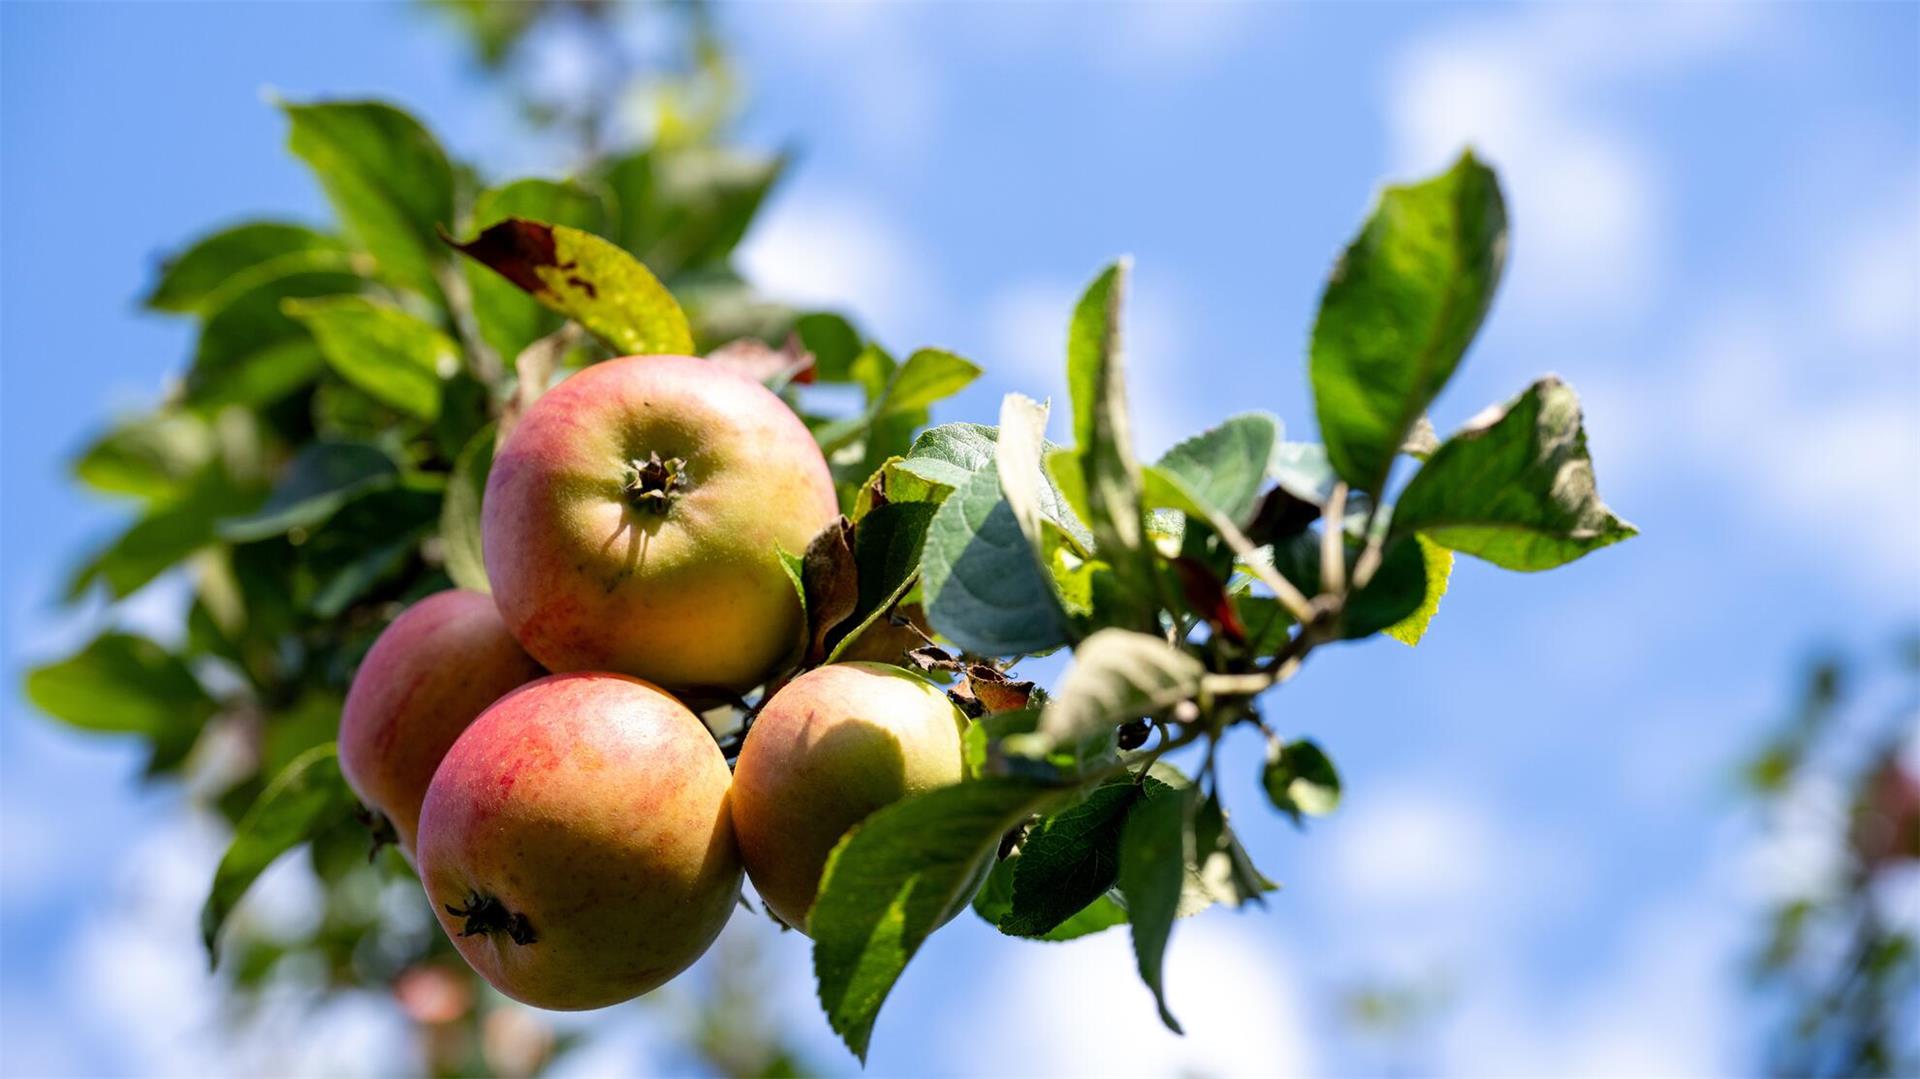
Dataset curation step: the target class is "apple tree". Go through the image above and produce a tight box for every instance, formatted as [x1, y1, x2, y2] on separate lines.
[27, 1, 1637, 1070]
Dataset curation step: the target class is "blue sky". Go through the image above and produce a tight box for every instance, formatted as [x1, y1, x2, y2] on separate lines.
[3, 2, 1917, 1076]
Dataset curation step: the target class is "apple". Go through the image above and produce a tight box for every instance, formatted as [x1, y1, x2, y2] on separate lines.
[729, 662, 968, 931]
[482, 354, 838, 693]
[338, 589, 543, 854]
[416, 672, 742, 1010]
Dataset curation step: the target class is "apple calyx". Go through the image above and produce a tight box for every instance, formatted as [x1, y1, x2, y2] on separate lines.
[624, 451, 687, 515]
[445, 891, 538, 945]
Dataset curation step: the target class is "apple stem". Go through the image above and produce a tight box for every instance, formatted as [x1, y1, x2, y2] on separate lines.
[446, 891, 538, 945]
[624, 450, 686, 514]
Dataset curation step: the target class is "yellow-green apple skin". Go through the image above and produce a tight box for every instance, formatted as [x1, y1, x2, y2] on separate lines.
[338, 589, 543, 856]
[416, 672, 742, 1010]
[482, 354, 838, 693]
[729, 662, 968, 931]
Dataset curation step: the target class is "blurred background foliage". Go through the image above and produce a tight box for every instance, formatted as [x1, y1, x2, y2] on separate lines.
[1740, 637, 1919, 1078]
[23, 2, 845, 1073]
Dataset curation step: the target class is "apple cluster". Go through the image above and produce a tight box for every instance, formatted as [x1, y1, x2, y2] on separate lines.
[337, 355, 968, 1010]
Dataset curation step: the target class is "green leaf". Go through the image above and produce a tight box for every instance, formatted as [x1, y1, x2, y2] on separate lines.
[299, 482, 441, 616]
[440, 425, 494, 594]
[1383, 535, 1452, 645]
[795, 312, 864, 383]
[1231, 594, 1296, 655]
[1155, 413, 1281, 525]
[283, 295, 455, 420]
[282, 100, 455, 299]
[824, 501, 938, 664]
[1002, 777, 1150, 937]
[1116, 779, 1191, 1034]
[26, 633, 216, 761]
[1268, 441, 1340, 506]
[1038, 629, 1205, 749]
[218, 441, 396, 543]
[1393, 377, 1637, 570]
[604, 145, 787, 277]
[73, 413, 214, 501]
[464, 178, 607, 361]
[1262, 738, 1341, 823]
[877, 348, 981, 416]
[1067, 261, 1155, 625]
[921, 462, 1074, 657]
[201, 744, 361, 964]
[975, 851, 1131, 942]
[66, 472, 259, 600]
[893, 423, 998, 492]
[995, 394, 1077, 620]
[452, 218, 694, 356]
[145, 222, 350, 315]
[186, 269, 361, 409]
[1310, 151, 1507, 495]
[812, 777, 1064, 1062]
[1265, 529, 1430, 640]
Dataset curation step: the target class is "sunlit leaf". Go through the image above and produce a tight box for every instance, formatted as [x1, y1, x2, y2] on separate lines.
[1310, 151, 1506, 495]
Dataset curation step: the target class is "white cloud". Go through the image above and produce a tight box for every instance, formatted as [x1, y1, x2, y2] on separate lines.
[737, 192, 927, 345]
[1818, 177, 1920, 352]
[1581, 302, 1920, 591]
[1384, 7, 1758, 320]
[953, 915, 1315, 1078]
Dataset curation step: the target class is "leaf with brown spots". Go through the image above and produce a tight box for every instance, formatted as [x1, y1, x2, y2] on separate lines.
[448, 217, 694, 356]
[965, 664, 1037, 714]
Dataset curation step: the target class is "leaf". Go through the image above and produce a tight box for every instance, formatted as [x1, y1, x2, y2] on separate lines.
[440, 425, 494, 593]
[1155, 413, 1281, 525]
[1116, 779, 1191, 1034]
[995, 394, 1074, 617]
[1038, 629, 1205, 749]
[1383, 535, 1452, 645]
[145, 222, 350, 315]
[282, 295, 455, 420]
[1265, 529, 1429, 640]
[975, 852, 1130, 943]
[876, 348, 981, 416]
[282, 100, 455, 299]
[1067, 261, 1154, 623]
[1262, 738, 1341, 823]
[1188, 794, 1278, 909]
[185, 268, 362, 408]
[1002, 777, 1150, 937]
[825, 502, 938, 664]
[800, 518, 860, 666]
[1393, 377, 1637, 570]
[450, 218, 694, 356]
[920, 462, 1073, 657]
[463, 178, 607, 361]
[603, 145, 787, 277]
[300, 483, 441, 617]
[73, 413, 215, 501]
[65, 472, 259, 600]
[1268, 441, 1340, 506]
[26, 633, 216, 760]
[893, 423, 999, 492]
[812, 777, 1064, 1062]
[795, 312, 864, 383]
[1309, 151, 1507, 495]
[217, 441, 396, 542]
[201, 744, 361, 964]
